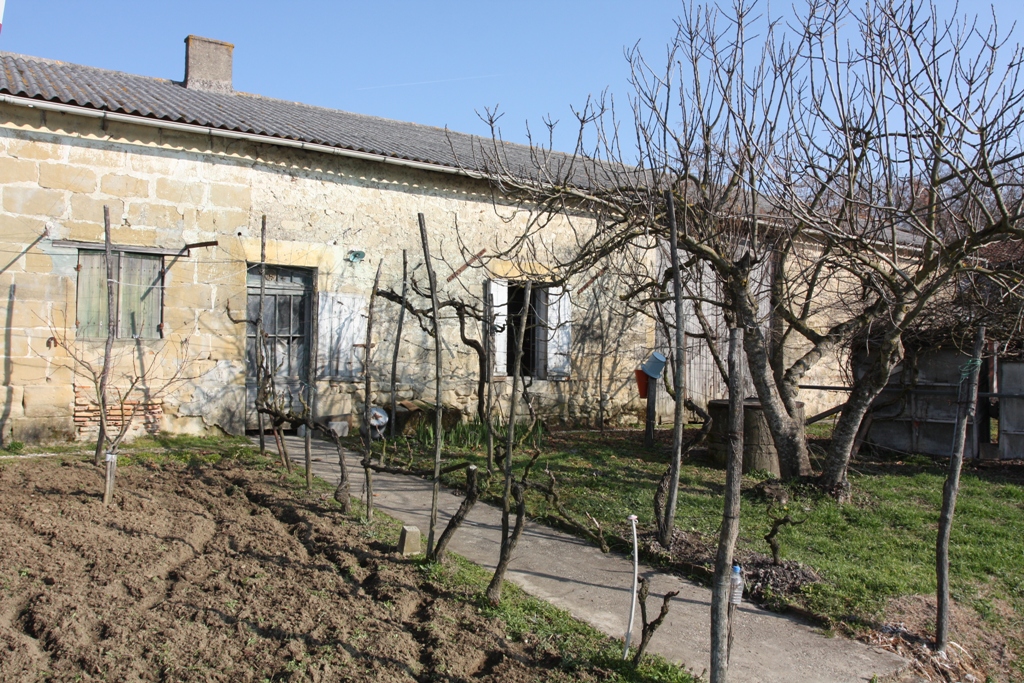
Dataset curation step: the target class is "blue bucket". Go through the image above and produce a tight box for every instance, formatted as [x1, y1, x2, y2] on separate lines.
[641, 351, 667, 379]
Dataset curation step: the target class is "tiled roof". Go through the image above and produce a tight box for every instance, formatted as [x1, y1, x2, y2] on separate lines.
[0, 51, 556, 179]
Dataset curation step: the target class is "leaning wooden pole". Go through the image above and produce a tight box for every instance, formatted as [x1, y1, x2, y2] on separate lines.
[362, 260, 383, 522]
[419, 214, 444, 555]
[95, 205, 116, 466]
[710, 327, 745, 683]
[936, 326, 986, 652]
[389, 250, 408, 442]
[660, 190, 687, 548]
[256, 215, 267, 456]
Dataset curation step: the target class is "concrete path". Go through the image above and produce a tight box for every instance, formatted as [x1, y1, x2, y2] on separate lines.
[277, 436, 907, 682]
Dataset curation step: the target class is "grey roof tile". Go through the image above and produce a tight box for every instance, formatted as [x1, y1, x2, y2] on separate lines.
[0, 51, 566, 180]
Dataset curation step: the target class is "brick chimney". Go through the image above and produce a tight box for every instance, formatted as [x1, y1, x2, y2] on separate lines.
[184, 35, 234, 93]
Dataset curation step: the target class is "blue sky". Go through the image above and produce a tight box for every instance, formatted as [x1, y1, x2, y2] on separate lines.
[2, 1, 1023, 153]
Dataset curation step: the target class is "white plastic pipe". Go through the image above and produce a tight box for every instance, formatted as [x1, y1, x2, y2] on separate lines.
[623, 514, 639, 659]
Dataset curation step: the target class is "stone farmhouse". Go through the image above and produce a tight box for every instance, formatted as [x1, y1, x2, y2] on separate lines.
[0, 36, 666, 443]
[0, 36, 852, 445]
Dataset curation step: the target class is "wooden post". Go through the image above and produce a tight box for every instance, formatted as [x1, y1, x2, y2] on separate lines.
[484, 284, 495, 472]
[305, 266, 318, 490]
[711, 327, 744, 683]
[936, 326, 985, 652]
[389, 250, 408, 442]
[95, 205, 116, 466]
[644, 374, 658, 448]
[257, 215, 267, 456]
[661, 189, 687, 548]
[363, 260, 383, 522]
[419, 214, 444, 555]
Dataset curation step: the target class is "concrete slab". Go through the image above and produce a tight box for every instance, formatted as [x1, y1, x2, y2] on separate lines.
[274, 436, 908, 683]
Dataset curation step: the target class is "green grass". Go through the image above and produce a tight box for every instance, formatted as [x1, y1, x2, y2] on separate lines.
[117, 433, 272, 469]
[379, 428, 1024, 658]
[420, 553, 693, 682]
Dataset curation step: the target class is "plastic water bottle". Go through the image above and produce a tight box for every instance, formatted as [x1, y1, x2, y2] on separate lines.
[729, 565, 744, 605]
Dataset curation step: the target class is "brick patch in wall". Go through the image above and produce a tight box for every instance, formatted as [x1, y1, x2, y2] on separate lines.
[73, 387, 163, 440]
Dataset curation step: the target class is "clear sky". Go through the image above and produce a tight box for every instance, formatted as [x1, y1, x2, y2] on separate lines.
[2, 1, 1022, 153]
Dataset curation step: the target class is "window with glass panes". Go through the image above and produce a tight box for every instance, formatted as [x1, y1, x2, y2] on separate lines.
[76, 250, 163, 339]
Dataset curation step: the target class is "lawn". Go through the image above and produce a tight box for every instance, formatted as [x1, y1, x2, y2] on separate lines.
[379, 422, 1024, 680]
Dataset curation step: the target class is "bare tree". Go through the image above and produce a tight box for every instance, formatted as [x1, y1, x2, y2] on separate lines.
[94, 205, 116, 466]
[485, 281, 532, 605]
[465, 0, 1024, 503]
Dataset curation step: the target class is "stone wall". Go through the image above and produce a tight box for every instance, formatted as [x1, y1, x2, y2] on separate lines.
[0, 103, 653, 443]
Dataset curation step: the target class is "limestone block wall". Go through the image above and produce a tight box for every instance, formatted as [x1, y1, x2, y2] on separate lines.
[0, 102, 651, 443]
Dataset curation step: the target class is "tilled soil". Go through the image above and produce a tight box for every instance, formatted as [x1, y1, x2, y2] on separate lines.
[0, 458, 610, 682]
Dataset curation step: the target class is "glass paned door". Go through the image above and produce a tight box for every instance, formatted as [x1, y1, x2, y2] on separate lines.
[245, 265, 313, 428]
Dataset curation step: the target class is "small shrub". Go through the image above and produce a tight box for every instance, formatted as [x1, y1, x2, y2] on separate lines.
[3, 441, 25, 454]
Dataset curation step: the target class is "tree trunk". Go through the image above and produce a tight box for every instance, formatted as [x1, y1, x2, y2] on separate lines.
[429, 465, 480, 563]
[732, 277, 810, 480]
[94, 205, 116, 466]
[820, 322, 905, 493]
[936, 326, 985, 652]
[486, 482, 526, 604]
[419, 214, 444, 556]
[659, 189, 687, 549]
[710, 328, 745, 683]
[333, 436, 352, 514]
[486, 281, 531, 605]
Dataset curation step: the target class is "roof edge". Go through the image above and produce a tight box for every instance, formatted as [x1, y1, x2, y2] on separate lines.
[0, 93, 489, 181]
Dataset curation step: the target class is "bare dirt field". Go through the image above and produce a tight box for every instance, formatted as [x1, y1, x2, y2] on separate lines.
[0, 457, 649, 682]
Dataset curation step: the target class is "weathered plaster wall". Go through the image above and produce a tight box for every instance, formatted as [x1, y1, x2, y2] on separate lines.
[0, 103, 651, 442]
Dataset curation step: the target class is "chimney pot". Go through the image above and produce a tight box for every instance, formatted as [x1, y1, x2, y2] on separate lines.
[184, 35, 234, 93]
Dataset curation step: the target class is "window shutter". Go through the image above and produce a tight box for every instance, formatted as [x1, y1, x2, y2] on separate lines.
[76, 251, 108, 338]
[119, 253, 163, 338]
[547, 287, 571, 379]
[491, 279, 508, 376]
[318, 292, 367, 380]
[532, 288, 549, 380]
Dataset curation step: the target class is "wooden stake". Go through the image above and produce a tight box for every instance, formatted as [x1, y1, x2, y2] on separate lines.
[710, 327, 745, 683]
[363, 260, 383, 522]
[644, 374, 658, 448]
[389, 250, 408, 443]
[936, 326, 986, 652]
[484, 285, 495, 472]
[661, 189, 687, 548]
[257, 215, 267, 456]
[419, 214, 444, 555]
[305, 263, 319, 490]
